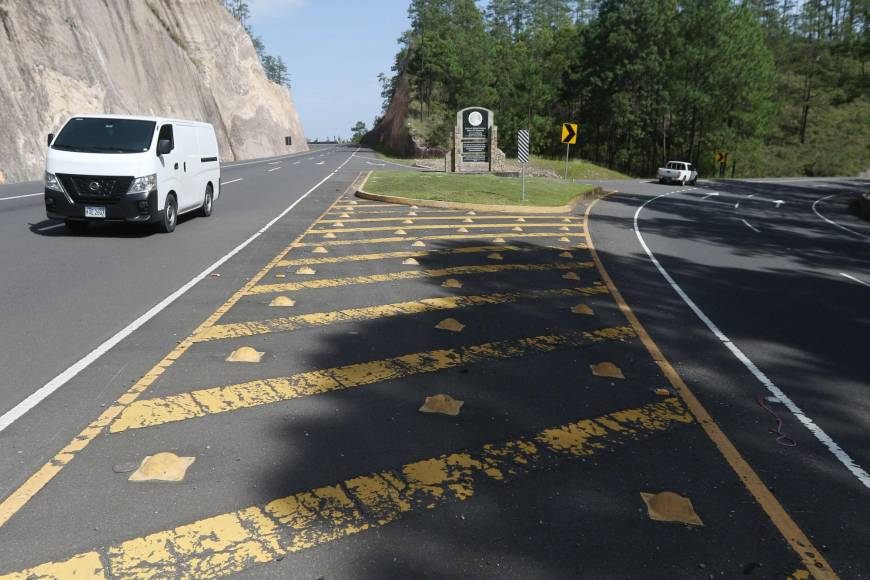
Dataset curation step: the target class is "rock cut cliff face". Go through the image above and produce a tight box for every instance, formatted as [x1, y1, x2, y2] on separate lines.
[0, 0, 307, 183]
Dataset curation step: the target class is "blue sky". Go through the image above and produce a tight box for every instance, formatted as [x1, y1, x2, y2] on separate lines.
[249, 0, 412, 141]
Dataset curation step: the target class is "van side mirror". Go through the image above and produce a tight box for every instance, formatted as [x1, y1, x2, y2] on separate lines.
[47, 133, 54, 146]
[157, 139, 173, 156]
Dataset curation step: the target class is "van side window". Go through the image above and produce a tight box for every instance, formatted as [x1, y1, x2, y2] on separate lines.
[158, 124, 174, 148]
[688, 164, 695, 171]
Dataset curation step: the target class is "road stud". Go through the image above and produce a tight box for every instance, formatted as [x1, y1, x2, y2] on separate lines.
[269, 296, 296, 307]
[590, 362, 624, 379]
[419, 394, 464, 416]
[435, 318, 465, 332]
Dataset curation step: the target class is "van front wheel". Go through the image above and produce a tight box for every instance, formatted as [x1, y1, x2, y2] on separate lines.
[158, 194, 177, 233]
[199, 184, 214, 218]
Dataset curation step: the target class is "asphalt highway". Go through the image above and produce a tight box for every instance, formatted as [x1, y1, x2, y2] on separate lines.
[588, 177, 870, 576]
[0, 145, 336, 425]
[0, 158, 867, 578]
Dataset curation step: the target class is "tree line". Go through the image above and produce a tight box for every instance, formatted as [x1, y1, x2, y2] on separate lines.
[221, 0, 291, 88]
[378, 0, 868, 177]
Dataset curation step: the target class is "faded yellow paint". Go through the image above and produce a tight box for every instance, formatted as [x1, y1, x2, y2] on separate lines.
[0, 174, 367, 530]
[246, 261, 595, 295]
[196, 286, 608, 342]
[310, 223, 582, 234]
[293, 232, 583, 248]
[111, 326, 636, 432]
[317, 215, 580, 224]
[0, 551, 105, 579]
[4, 398, 692, 579]
[276, 245, 533, 268]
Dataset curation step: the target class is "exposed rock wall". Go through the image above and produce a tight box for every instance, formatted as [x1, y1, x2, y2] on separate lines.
[0, 0, 307, 183]
[362, 74, 444, 159]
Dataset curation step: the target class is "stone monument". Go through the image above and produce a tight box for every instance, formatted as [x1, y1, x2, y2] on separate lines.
[448, 106, 505, 172]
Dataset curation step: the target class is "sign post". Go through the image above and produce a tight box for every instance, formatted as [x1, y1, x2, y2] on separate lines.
[715, 151, 728, 178]
[517, 129, 530, 202]
[561, 123, 578, 180]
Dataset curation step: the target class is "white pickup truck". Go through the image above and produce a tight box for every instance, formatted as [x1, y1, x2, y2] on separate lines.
[657, 161, 698, 185]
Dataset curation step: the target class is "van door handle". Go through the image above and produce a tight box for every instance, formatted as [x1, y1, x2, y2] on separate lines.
[183, 162, 187, 172]
[174, 162, 179, 170]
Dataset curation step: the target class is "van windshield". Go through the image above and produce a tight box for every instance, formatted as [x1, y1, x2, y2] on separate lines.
[52, 118, 156, 154]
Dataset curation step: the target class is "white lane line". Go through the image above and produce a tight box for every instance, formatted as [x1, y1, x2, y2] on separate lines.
[735, 203, 740, 209]
[351, 153, 427, 171]
[633, 191, 870, 490]
[221, 178, 243, 185]
[741, 219, 760, 233]
[267, 167, 281, 172]
[812, 194, 868, 240]
[0, 150, 359, 433]
[0, 192, 42, 201]
[267, 161, 281, 165]
[841, 272, 870, 288]
[293, 161, 301, 165]
[366, 161, 386, 166]
[316, 161, 325, 165]
[36, 223, 64, 232]
[701, 192, 719, 200]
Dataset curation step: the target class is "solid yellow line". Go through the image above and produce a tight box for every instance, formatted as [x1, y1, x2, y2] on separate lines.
[195, 285, 608, 342]
[294, 232, 585, 247]
[110, 326, 636, 433]
[583, 197, 836, 578]
[0, 173, 367, 531]
[319, 215, 582, 224]
[246, 261, 594, 295]
[311, 222, 582, 234]
[3, 397, 691, 579]
[275, 245, 535, 267]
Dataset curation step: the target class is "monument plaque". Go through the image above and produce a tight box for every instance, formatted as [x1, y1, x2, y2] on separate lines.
[462, 109, 490, 140]
[450, 106, 504, 172]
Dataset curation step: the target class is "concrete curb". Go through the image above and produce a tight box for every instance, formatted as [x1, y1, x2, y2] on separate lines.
[355, 171, 605, 214]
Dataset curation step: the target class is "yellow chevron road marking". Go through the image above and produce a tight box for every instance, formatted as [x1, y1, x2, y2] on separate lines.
[0, 173, 368, 531]
[275, 245, 534, 267]
[310, 223, 582, 234]
[294, 232, 586, 248]
[246, 261, 594, 295]
[195, 285, 608, 342]
[7, 398, 690, 580]
[318, 215, 581, 224]
[110, 326, 635, 433]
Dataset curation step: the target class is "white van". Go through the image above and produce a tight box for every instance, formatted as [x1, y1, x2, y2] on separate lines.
[44, 115, 220, 233]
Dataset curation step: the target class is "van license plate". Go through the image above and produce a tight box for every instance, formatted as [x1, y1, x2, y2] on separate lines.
[85, 206, 106, 218]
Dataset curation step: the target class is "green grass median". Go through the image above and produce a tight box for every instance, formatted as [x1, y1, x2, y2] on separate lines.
[364, 171, 595, 207]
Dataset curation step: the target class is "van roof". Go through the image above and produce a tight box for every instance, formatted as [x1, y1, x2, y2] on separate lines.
[65, 114, 213, 128]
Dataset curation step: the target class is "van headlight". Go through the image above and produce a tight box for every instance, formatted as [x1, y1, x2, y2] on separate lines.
[128, 174, 156, 194]
[45, 172, 65, 193]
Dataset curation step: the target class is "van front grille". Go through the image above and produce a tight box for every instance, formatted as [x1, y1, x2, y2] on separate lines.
[57, 174, 134, 204]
